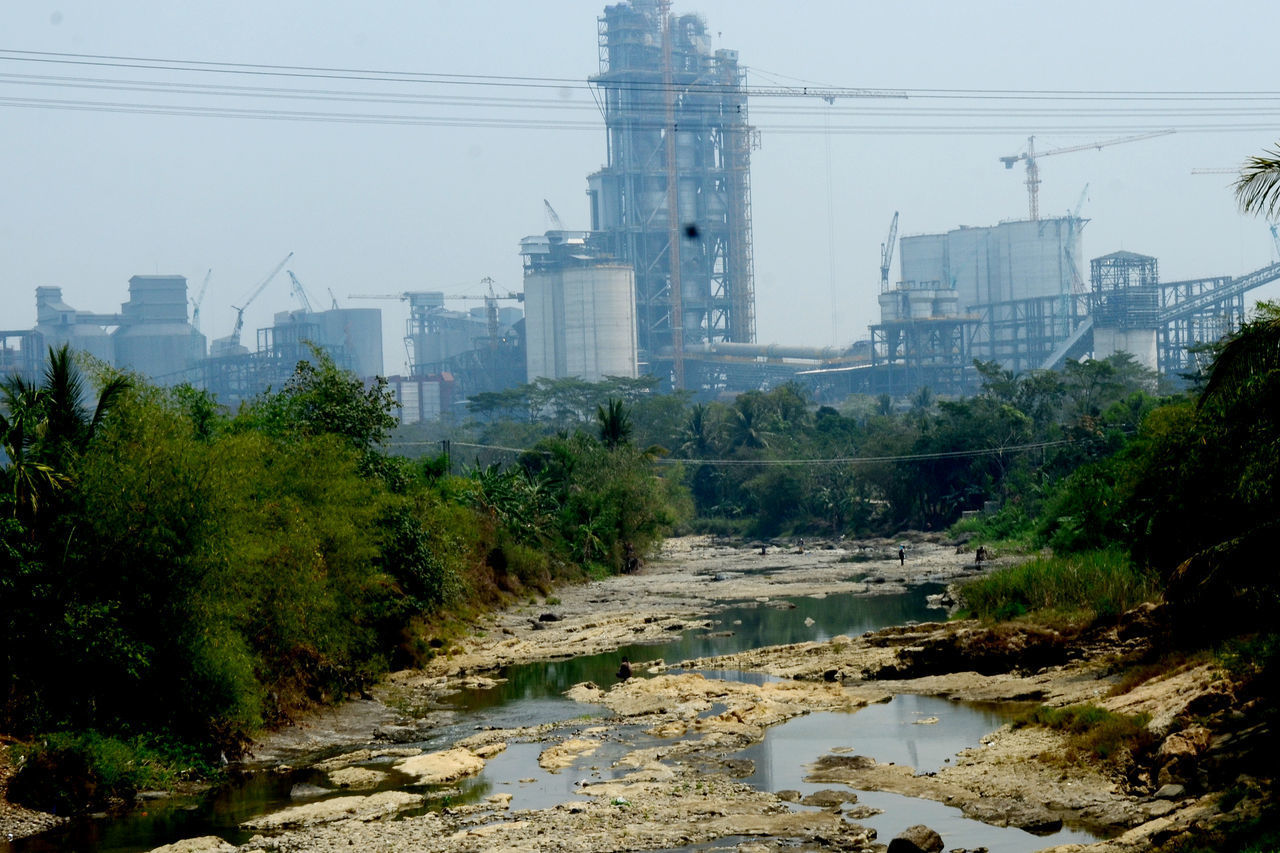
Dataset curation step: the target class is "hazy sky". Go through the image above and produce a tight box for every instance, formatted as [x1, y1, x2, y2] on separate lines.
[4, 1, 1279, 377]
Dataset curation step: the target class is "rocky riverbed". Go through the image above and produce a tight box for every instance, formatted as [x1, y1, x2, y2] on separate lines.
[5, 535, 1271, 852]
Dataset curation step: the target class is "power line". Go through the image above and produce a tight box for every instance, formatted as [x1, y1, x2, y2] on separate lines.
[385, 437, 1079, 465]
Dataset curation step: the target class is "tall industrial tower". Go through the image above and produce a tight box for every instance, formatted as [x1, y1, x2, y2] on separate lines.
[587, 0, 756, 387]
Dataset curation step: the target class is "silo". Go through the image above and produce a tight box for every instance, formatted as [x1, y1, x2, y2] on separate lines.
[898, 234, 946, 290]
[112, 275, 206, 383]
[560, 264, 637, 380]
[319, 308, 383, 378]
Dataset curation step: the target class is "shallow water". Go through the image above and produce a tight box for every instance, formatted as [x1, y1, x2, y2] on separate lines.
[9, 583, 1060, 853]
[735, 697, 1102, 852]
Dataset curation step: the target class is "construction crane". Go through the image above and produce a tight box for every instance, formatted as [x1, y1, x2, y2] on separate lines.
[543, 199, 566, 230]
[350, 282, 523, 350]
[1000, 130, 1174, 221]
[1065, 184, 1090, 294]
[286, 270, 315, 314]
[190, 268, 212, 332]
[215, 252, 292, 353]
[327, 288, 340, 310]
[879, 211, 899, 293]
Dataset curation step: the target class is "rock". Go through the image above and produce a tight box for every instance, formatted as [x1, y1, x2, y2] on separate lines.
[822, 669, 840, 682]
[373, 724, 424, 744]
[147, 838, 238, 853]
[811, 754, 877, 772]
[394, 747, 486, 784]
[289, 783, 333, 799]
[538, 612, 562, 622]
[887, 823, 943, 853]
[800, 789, 858, 808]
[804, 617, 816, 627]
[960, 797, 1063, 834]
[327, 767, 387, 789]
[776, 789, 802, 802]
[1154, 783, 1186, 800]
[1158, 726, 1212, 759]
[241, 791, 423, 830]
[539, 738, 601, 771]
[472, 742, 507, 759]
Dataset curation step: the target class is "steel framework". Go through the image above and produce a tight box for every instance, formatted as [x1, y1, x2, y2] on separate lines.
[589, 1, 756, 383]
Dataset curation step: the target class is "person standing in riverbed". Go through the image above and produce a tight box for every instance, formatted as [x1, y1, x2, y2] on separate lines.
[898, 545, 905, 565]
[616, 657, 632, 681]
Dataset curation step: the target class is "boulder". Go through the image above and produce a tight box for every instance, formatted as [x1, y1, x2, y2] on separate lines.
[887, 824, 943, 853]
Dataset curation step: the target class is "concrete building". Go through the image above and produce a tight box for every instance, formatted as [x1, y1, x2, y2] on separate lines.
[521, 230, 638, 382]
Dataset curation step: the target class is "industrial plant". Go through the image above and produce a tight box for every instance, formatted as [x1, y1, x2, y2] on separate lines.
[4, 0, 1279, 415]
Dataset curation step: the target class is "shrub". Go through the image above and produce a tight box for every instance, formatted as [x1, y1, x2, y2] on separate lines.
[1012, 704, 1155, 766]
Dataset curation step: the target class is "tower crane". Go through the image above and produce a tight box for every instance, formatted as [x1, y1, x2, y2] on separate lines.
[879, 211, 899, 293]
[286, 270, 315, 314]
[349, 282, 523, 350]
[213, 252, 293, 354]
[1000, 130, 1174, 221]
[190, 268, 212, 332]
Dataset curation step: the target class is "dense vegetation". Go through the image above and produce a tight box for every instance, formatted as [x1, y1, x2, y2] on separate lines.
[1, 348, 677, 809]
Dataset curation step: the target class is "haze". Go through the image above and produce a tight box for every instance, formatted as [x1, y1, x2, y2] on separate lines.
[3, 0, 1278, 377]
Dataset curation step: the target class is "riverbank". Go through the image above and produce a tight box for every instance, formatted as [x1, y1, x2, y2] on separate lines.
[6, 535, 1270, 852]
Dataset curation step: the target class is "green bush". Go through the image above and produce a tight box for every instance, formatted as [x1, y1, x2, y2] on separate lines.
[958, 549, 1156, 623]
[8, 732, 217, 814]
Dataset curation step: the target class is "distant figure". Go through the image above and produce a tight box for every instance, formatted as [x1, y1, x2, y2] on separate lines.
[976, 545, 987, 566]
[898, 545, 905, 565]
[624, 542, 640, 574]
[798, 538, 805, 554]
[616, 657, 632, 681]
[759, 545, 767, 555]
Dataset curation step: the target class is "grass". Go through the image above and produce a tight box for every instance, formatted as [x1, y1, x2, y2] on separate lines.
[956, 549, 1157, 623]
[1012, 703, 1155, 766]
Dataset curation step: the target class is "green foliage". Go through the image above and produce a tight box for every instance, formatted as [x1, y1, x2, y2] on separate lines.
[1012, 703, 1155, 765]
[8, 731, 218, 814]
[949, 503, 1034, 549]
[958, 550, 1156, 623]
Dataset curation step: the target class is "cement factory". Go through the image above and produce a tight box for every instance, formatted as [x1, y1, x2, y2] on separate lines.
[5, 0, 1280, 419]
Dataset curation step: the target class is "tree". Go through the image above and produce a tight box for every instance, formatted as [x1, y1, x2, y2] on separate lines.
[596, 398, 632, 449]
[1234, 144, 1280, 220]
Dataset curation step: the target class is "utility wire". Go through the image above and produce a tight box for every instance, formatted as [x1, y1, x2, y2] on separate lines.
[385, 437, 1079, 465]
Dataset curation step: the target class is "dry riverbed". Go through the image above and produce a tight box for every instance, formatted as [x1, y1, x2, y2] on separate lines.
[5, 535, 1266, 852]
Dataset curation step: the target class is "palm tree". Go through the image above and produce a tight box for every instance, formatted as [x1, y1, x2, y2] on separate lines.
[0, 345, 129, 518]
[1234, 145, 1280, 220]
[596, 398, 632, 450]
[1200, 302, 1280, 411]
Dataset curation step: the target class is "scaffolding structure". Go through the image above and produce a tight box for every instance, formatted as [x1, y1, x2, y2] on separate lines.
[972, 294, 1091, 375]
[588, 0, 756, 385]
[868, 315, 977, 396]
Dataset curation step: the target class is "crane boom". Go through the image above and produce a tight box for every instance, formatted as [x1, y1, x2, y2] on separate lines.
[1000, 129, 1174, 221]
[286, 270, 315, 314]
[879, 211, 899, 293]
[228, 251, 293, 345]
[191, 268, 212, 332]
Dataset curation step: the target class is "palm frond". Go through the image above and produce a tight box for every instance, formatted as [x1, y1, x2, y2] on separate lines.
[1234, 147, 1280, 220]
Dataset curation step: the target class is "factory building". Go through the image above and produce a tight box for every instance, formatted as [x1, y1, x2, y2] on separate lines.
[521, 230, 638, 382]
[588, 0, 756, 387]
[396, 289, 525, 402]
[2, 277, 207, 385]
[854, 215, 1280, 398]
[113, 276, 208, 381]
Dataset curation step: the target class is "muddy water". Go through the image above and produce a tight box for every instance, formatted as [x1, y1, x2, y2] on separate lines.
[8, 584, 1081, 853]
